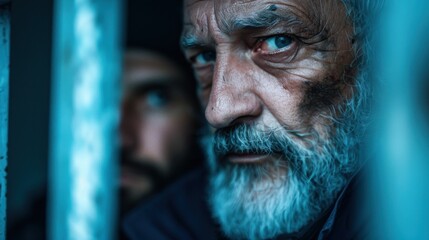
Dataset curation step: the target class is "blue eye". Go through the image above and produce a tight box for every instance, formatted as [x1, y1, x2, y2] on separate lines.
[261, 35, 293, 52]
[146, 90, 169, 108]
[193, 51, 216, 65]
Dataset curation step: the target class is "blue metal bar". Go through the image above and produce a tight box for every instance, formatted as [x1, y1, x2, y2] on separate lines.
[373, 0, 429, 239]
[49, 0, 122, 239]
[0, 4, 10, 239]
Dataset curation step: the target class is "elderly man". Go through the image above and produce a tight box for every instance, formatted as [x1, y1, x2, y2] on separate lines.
[124, 1, 376, 239]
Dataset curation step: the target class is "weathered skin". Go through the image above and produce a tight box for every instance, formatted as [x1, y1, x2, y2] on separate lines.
[181, 1, 359, 238]
[182, 0, 355, 151]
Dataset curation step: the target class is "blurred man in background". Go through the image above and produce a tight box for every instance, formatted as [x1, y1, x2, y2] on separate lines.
[9, 49, 203, 240]
[119, 49, 203, 214]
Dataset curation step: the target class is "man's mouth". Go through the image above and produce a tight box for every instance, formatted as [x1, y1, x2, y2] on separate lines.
[120, 166, 147, 186]
[119, 158, 165, 187]
[225, 152, 275, 164]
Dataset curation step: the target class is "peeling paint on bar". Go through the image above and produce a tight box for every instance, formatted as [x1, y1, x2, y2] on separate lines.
[0, 4, 10, 239]
[50, 0, 122, 239]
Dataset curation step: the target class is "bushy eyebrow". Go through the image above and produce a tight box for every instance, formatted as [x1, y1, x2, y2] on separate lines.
[180, 30, 204, 50]
[220, 9, 304, 34]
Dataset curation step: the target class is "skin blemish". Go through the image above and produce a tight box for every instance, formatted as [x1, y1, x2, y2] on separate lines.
[299, 77, 342, 116]
[268, 4, 277, 11]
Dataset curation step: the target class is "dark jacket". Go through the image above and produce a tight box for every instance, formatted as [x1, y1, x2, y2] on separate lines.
[123, 167, 368, 240]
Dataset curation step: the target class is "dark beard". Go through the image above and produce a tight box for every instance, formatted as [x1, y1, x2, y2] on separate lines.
[119, 150, 166, 215]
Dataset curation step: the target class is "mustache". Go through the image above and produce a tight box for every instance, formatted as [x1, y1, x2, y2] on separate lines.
[120, 150, 165, 183]
[213, 124, 307, 160]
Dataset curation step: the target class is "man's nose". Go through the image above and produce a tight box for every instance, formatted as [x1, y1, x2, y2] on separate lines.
[205, 54, 262, 129]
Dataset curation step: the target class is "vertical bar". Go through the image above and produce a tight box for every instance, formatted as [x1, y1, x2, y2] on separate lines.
[373, 0, 429, 239]
[49, 0, 122, 239]
[0, 3, 10, 239]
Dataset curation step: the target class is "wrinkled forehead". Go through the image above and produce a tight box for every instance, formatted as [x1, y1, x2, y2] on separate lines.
[183, 0, 293, 31]
[182, 0, 349, 43]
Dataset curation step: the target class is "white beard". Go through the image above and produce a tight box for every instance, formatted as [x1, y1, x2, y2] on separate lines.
[203, 98, 365, 240]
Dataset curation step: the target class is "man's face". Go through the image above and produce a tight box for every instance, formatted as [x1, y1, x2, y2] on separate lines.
[120, 52, 197, 211]
[182, 0, 362, 238]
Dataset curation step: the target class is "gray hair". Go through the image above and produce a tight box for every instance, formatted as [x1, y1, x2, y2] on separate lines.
[203, 1, 384, 239]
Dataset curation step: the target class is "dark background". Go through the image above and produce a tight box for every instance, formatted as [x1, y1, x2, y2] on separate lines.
[7, 0, 187, 236]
